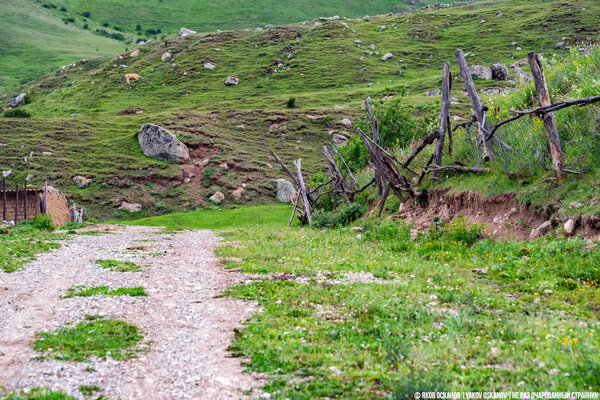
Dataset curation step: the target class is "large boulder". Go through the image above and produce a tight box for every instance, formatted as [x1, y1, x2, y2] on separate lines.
[73, 176, 92, 189]
[232, 187, 245, 201]
[138, 123, 189, 163]
[10, 93, 26, 108]
[119, 202, 142, 212]
[491, 63, 509, 80]
[276, 179, 296, 203]
[470, 65, 493, 80]
[179, 27, 196, 37]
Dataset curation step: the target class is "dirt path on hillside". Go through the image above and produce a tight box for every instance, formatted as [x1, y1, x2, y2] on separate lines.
[0, 225, 263, 399]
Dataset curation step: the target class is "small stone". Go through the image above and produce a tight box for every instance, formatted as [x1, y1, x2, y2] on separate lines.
[569, 201, 583, 209]
[472, 268, 487, 275]
[350, 227, 363, 232]
[129, 49, 140, 57]
[209, 191, 225, 204]
[225, 76, 239, 86]
[266, 163, 273, 169]
[72, 176, 92, 189]
[232, 187, 245, 201]
[179, 27, 196, 37]
[340, 118, 352, 128]
[381, 53, 394, 61]
[161, 52, 171, 62]
[424, 89, 440, 96]
[204, 63, 216, 70]
[564, 219, 576, 236]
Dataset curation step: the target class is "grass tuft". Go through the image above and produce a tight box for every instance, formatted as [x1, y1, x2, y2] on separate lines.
[95, 259, 145, 272]
[64, 285, 147, 298]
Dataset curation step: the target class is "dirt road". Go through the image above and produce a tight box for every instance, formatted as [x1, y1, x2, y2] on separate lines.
[0, 225, 261, 399]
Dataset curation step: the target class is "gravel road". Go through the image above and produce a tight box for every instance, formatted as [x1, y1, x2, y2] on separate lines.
[0, 225, 262, 399]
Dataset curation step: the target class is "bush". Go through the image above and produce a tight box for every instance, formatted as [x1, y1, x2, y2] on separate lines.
[31, 214, 56, 231]
[444, 217, 485, 246]
[313, 203, 364, 228]
[286, 97, 296, 108]
[60, 6, 67, 11]
[81, 11, 91, 18]
[4, 109, 30, 118]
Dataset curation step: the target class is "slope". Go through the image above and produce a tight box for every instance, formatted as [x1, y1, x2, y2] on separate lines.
[0, 0, 127, 94]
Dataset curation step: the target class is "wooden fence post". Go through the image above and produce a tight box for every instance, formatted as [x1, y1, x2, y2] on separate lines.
[528, 52, 566, 181]
[294, 159, 312, 226]
[35, 188, 39, 217]
[433, 62, 452, 178]
[43, 181, 48, 214]
[15, 184, 19, 224]
[24, 181, 28, 221]
[455, 49, 493, 159]
[2, 177, 5, 221]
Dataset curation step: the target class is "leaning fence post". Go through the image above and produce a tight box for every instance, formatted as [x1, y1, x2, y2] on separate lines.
[433, 62, 452, 178]
[528, 52, 566, 181]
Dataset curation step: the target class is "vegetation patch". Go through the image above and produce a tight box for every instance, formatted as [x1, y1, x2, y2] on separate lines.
[220, 222, 600, 397]
[0, 388, 74, 400]
[78, 385, 102, 398]
[33, 315, 144, 362]
[0, 223, 64, 273]
[95, 259, 145, 272]
[64, 285, 147, 298]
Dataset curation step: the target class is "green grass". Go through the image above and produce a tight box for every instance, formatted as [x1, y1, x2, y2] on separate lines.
[217, 220, 600, 398]
[64, 285, 147, 297]
[0, 224, 64, 272]
[33, 315, 144, 361]
[0, 0, 127, 94]
[127, 204, 292, 229]
[95, 259, 145, 271]
[78, 385, 102, 398]
[0, 388, 74, 400]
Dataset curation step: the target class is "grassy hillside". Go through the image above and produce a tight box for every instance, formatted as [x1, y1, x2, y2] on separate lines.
[1, 0, 599, 220]
[35, 0, 456, 36]
[0, 0, 127, 94]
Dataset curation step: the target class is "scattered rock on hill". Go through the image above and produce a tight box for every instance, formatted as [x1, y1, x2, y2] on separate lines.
[179, 27, 196, 36]
[161, 52, 171, 62]
[379, 26, 386, 32]
[491, 63, 509, 80]
[556, 41, 566, 49]
[512, 66, 532, 81]
[530, 220, 552, 239]
[130, 49, 140, 57]
[369, 44, 376, 50]
[209, 191, 225, 204]
[569, 201, 583, 209]
[470, 65, 492, 80]
[138, 123, 190, 163]
[10, 93, 25, 108]
[225, 76, 240, 86]
[276, 179, 296, 203]
[204, 63, 216, 70]
[119, 202, 142, 212]
[340, 118, 352, 128]
[332, 133, 348, 146]
[425, 89, 441, 96]
[232, 187, 245, 201]
[73, 176, 92, 189]
[381, 53, 394, 61]
[564, 218, 576, 236]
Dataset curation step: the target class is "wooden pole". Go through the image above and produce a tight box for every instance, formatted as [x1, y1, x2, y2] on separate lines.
[2, 177, 5, 221]
[24, 181, 28, 221]
[455, 49, 493, 158]
[35, 188, 39, 217]
[294, 159, 312, 226]
[43, 181, 48, 214]
[15, 184, 19, 224]
[433, 62, 452, 178]
[528, 52, 566, 181]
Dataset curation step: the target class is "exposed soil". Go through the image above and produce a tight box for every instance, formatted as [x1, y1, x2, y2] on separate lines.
[0, 225, 263, 399]
[397, 188, 600, 241]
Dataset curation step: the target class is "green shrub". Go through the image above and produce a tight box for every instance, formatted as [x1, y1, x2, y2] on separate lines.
[4, 109, 31, 118]
[313, 203, 364, 228]
[286, 97, 296, 108]
[81, 11, 91, 18]
[444, 217, 485, 246]
[31, 214, 56, 231]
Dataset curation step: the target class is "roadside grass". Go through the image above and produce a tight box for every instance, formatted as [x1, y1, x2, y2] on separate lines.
[64, 285, 147, 298]
[127, 204, 292, 229]
[78, 385, 102, 398]
[218, 221, 600, 397]
[33, 315, 144, 362]
[0, 224, 65, 273]
[95, 259, 145, 272]
[0, 388, 74, 400]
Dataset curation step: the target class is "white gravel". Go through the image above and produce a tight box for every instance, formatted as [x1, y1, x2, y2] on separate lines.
[0, 225, 262, 399]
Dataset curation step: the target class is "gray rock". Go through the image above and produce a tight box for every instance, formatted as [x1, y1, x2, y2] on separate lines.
[353, 39, 362, 44]
[225, 76, 240, 86]
[379, 25, 386, 32]
[232, 187, 245, 201]
[564, 219, 576, 236]
[2, 170, 12, 178]
[204, 63, 216, 70]
[470, 65, 493, 80]
[209, 191, 225, 204]
[73, 176, 92, 189]
[491, 63, 509, 80]
[425, 88, 441, 96]
[556, 42, 565, 49]
[381, 53, 394, 61]
[530, 220, 552, 239]
[161, 52, 171, 62]
[119, 202, 142, 212]
[332, 133, 348, 146]
[365, 50, 373, 56]
[179, 27, 196, 36]
[10, 93, 26, 108]
[25, 173, 35, 181]
[138, 123, 190, 163]
[118, 64, 128, 69]
[569, 201, 583, 209]
[513, 66, 532, 82]
[369, 43, 376, 50]
[340, 118, 352, 128]
[276, 179, 296, 203]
